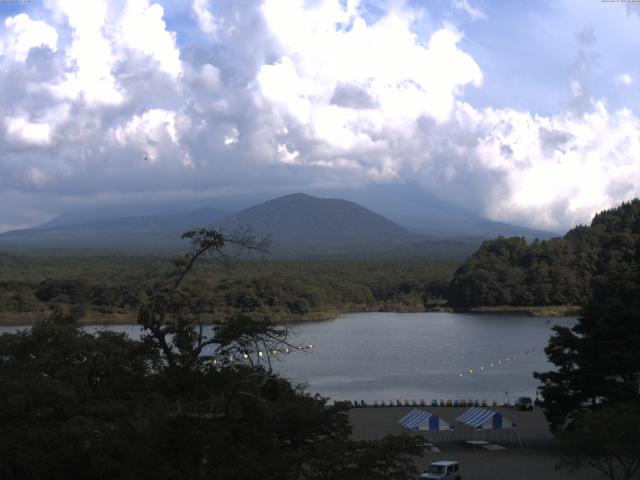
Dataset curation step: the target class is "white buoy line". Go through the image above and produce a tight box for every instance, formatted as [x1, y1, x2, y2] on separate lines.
[457, 348, 538, 378]
[210, 344, 314, 364]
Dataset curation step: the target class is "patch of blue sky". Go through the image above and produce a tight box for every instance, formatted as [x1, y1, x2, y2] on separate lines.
[432, 0, 640, 116]
[0, 0, 44, 23]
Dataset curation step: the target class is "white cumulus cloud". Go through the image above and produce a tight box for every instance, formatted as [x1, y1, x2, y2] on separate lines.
[464, 102, 640, 230]
[118, 0, 182, 78]
[110, 108, 184, 162]
[452, 0, 487, 21]
[0, 0, 639, 233]
[43, 0, 181, 105]
[5, 115, 51, 145]
[615, 73, 633, 86]
[258, 0, 483, 165]
[0, 13, 58, 63]
[45, 0, 123, 105]
[192, 0, 218, 34]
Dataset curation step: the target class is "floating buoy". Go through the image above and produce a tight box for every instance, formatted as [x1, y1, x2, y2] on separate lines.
[456, 346, 541, 379]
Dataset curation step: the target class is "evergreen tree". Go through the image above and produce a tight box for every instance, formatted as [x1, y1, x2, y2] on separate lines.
[534, 201, 640, 480]
[447, 199, 640, 308]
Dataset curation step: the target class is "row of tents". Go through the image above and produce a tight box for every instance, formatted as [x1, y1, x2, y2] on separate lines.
[398, 407, 513, 432]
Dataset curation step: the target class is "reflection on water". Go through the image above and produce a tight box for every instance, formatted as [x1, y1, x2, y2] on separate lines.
[0, 312, 574, 404]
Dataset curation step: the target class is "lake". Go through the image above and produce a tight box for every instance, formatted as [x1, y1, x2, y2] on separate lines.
[275, 312, 574, 404]
[0, 312, 573, 404]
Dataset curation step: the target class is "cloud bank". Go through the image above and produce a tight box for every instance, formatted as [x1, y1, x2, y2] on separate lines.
[0, 0, 639, 232]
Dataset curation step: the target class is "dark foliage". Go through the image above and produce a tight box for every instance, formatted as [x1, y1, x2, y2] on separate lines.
[447, 199, 640, 307]
[0, 229, 425, 479]
[0, 254, 456, 324]
[534, 201, 640, 480]
[557, 404, 640, 480]
[534, 269, 640, 430]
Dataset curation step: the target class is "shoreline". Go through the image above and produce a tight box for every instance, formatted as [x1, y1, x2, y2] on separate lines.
[454, 305, 582, 317]
[0, 304, 580, 327]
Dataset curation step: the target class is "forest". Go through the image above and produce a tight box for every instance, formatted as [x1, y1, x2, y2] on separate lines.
[1, 199, 638, 324]
[446, 199, 640, 308]
[0, 254, 456, 325]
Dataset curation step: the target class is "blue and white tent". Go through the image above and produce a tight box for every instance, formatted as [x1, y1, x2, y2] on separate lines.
[398, 409, 451, 431]
[455, 407, 513, 430]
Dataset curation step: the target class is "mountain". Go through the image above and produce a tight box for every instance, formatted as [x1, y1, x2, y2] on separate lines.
[0, 207, 225, 253]
[32, 194, 271, 231]
[213, 193, 426, 257]
[0, 190, 555, 258]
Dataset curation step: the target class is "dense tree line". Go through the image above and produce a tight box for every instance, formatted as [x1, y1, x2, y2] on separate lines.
[447, 199, 640, 308]
[0, 255, 456, 324]
[534, 200, 640, 480]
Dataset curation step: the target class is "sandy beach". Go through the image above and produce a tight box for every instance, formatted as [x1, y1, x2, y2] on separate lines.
[348, 406, 603, 480]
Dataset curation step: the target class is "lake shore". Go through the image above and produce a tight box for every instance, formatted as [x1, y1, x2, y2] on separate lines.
[348, 406, 600, 480]
[0, 303, 579, 326]
[454, 305, 582, 317]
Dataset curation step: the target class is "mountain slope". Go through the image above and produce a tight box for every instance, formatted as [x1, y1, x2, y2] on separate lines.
[0, 208, 225, 252]
[214, 193, 424, 257]
[310, 183, 557, 240]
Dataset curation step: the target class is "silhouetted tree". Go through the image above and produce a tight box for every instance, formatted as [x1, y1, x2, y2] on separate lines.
[0, 228, 425, 479]
[557, 404, 640, 480]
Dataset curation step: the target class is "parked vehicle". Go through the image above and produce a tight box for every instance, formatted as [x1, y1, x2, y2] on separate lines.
[515, 396, 533, 411]
[418, 460, 461, 480]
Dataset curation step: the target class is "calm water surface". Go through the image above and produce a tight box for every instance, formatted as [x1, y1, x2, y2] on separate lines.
[275, 312, 574, 404]
[1, 312, 574, 404]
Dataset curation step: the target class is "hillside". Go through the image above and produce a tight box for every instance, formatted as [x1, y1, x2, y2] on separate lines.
[446, 199, 640, 308]
[214, 193, 425, 257]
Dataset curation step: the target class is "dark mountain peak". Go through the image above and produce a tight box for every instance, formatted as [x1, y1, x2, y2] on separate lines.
[278, 192, 314, 201]
[217, 193, 412, 232]
[214, 193, 423, 257]
[262, 192, 350, 208]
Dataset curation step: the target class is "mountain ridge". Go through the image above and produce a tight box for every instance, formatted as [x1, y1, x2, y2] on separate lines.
[0, 192, 554, 258]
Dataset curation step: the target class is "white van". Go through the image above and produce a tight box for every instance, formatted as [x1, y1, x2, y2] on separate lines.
[418, 460, 461, 480]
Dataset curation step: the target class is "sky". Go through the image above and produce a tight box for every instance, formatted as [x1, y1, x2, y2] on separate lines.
[1, 0, 639, 233]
